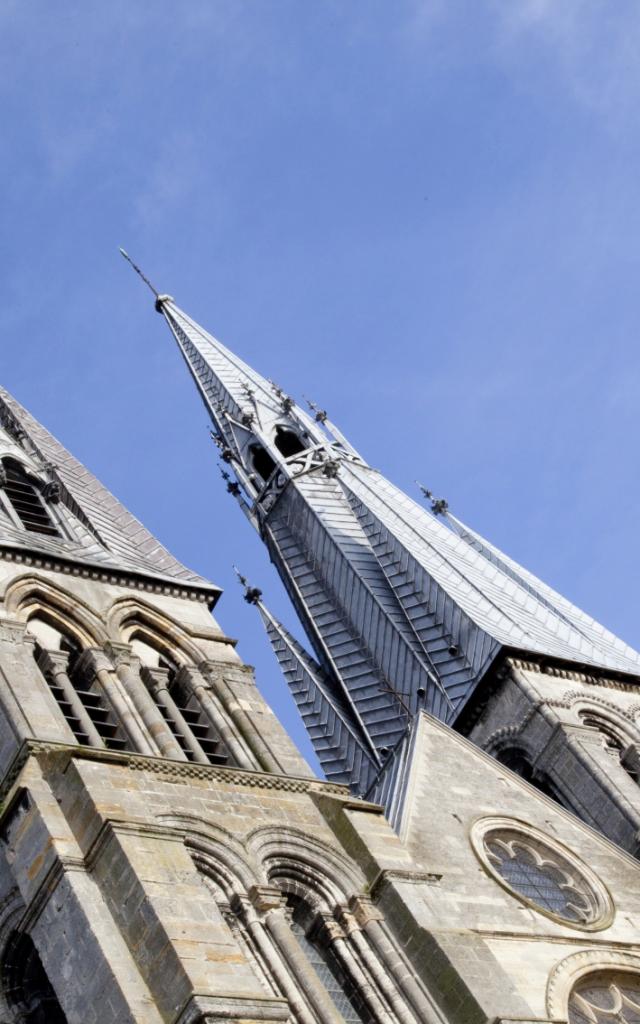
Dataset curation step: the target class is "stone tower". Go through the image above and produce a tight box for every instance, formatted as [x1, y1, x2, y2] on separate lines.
[130, 273, 640, 862]
[2, 374, 640, 1024]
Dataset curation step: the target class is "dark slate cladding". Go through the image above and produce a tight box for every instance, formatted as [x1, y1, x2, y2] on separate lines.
[257, 603, 377, 792]
[156, 297, 640, 813]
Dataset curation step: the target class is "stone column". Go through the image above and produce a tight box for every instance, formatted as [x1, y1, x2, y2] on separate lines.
[37, 648, 104, 748]
[201, 663, 281, 774]
[324, 909, 394, 1024]
[350, 895, 442, 1024]
[79, 649, 156, 755]
[142, 666, 206, 763]
[251, 885, 343, 1024]
[232, 893, 318, 1024]
[179, 665, 256, 770]
[107, 643, 185, 759]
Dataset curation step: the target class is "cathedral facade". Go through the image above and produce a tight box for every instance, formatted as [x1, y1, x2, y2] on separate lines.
[0, 274, 638, 1023]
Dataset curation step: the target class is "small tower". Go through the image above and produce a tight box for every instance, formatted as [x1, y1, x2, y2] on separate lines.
[140, 276, 640, 855]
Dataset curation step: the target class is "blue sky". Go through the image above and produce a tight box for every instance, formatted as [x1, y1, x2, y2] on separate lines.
[2, 2, 640, 770]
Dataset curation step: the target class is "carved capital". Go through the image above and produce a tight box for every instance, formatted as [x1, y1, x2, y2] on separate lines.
[248, 884, 286, 913]
[140, 665, 172, 694]
[311, 911, 344, 944]
[0, 619, 30, 646]
[77, 648, 112, 677]
[104, 641, 134, 668]
[36, 648, 70, 676]
[348, 894, 384, 927]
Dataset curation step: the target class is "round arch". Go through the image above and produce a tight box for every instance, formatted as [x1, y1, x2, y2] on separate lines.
[547, 950, 640, 1021]
[247, 825, 365, 907]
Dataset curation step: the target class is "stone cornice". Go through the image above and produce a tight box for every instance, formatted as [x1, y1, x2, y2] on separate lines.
[507, 655, 640, 692]
[0, 544, 222, 609]
[0, 739, 352, 806]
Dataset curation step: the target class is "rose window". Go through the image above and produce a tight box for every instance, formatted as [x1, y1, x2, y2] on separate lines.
[483, 829, 602, 925]
[569, 971, 640, 1024]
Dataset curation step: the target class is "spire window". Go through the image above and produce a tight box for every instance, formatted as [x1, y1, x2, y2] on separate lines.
[274, 426, 306, 459]
[249, 444, 276, 482]
[0, 459, 60, 538]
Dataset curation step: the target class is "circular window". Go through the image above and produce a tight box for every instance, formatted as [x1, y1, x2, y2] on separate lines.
[569, 971, 640, 1024]
[472, 819, 613, 929]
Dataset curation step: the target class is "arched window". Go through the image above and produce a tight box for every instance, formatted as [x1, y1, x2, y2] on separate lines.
[249, 444, 276, 482]
[580, 712, 626, 753]
[286, 896, 374, 1024]
[0, 459, 60, 538]
[579, 711, 639, 783]
[27, 614, 127, 751]
[569, 970, 640, 1024]
[2, 930, 67, 1023]
[274, 427, 306, 458]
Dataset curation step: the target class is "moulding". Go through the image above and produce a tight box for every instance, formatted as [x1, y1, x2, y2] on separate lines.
[546, 949, 640, 1019]
[174, 992, 290, 1024]
[508, 657, 640, 692]
[0, 739, 351, 807]
[369, 868, 442, 900]
[0, 545, 219, 607]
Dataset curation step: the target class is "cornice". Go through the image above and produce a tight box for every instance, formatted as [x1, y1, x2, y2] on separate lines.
[0, 544, 220, 608]
[0, 739, 351, 806]
[508, 655, 640, 692]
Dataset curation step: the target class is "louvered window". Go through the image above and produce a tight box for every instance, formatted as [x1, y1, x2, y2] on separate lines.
[161, 661, 229, 765]
[1, 460, 60, 537]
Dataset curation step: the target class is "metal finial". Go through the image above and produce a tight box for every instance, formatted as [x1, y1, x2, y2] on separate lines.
[119, 248, 174, 312]
[416, 482, 449, 516]
[232, 566, 262, 605]
[303, 396, 328, 424]
[119, 248, 160, 297]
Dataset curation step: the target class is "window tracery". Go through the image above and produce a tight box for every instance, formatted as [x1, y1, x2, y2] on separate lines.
[473, 820, 612, 929]
[569, 971, 640, 1024]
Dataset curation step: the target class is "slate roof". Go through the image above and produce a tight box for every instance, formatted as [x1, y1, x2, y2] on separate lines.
[153, 291, 640, 803]
[0, 387, 217, 596]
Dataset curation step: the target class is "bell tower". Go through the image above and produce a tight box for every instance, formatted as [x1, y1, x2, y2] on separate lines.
[0, 385, 309, 1022]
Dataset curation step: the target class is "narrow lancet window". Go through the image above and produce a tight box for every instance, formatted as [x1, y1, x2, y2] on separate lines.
[249, 444, 277, 482]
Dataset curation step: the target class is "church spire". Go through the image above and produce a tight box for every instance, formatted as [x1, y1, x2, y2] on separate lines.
[131, 270, 640, 799]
